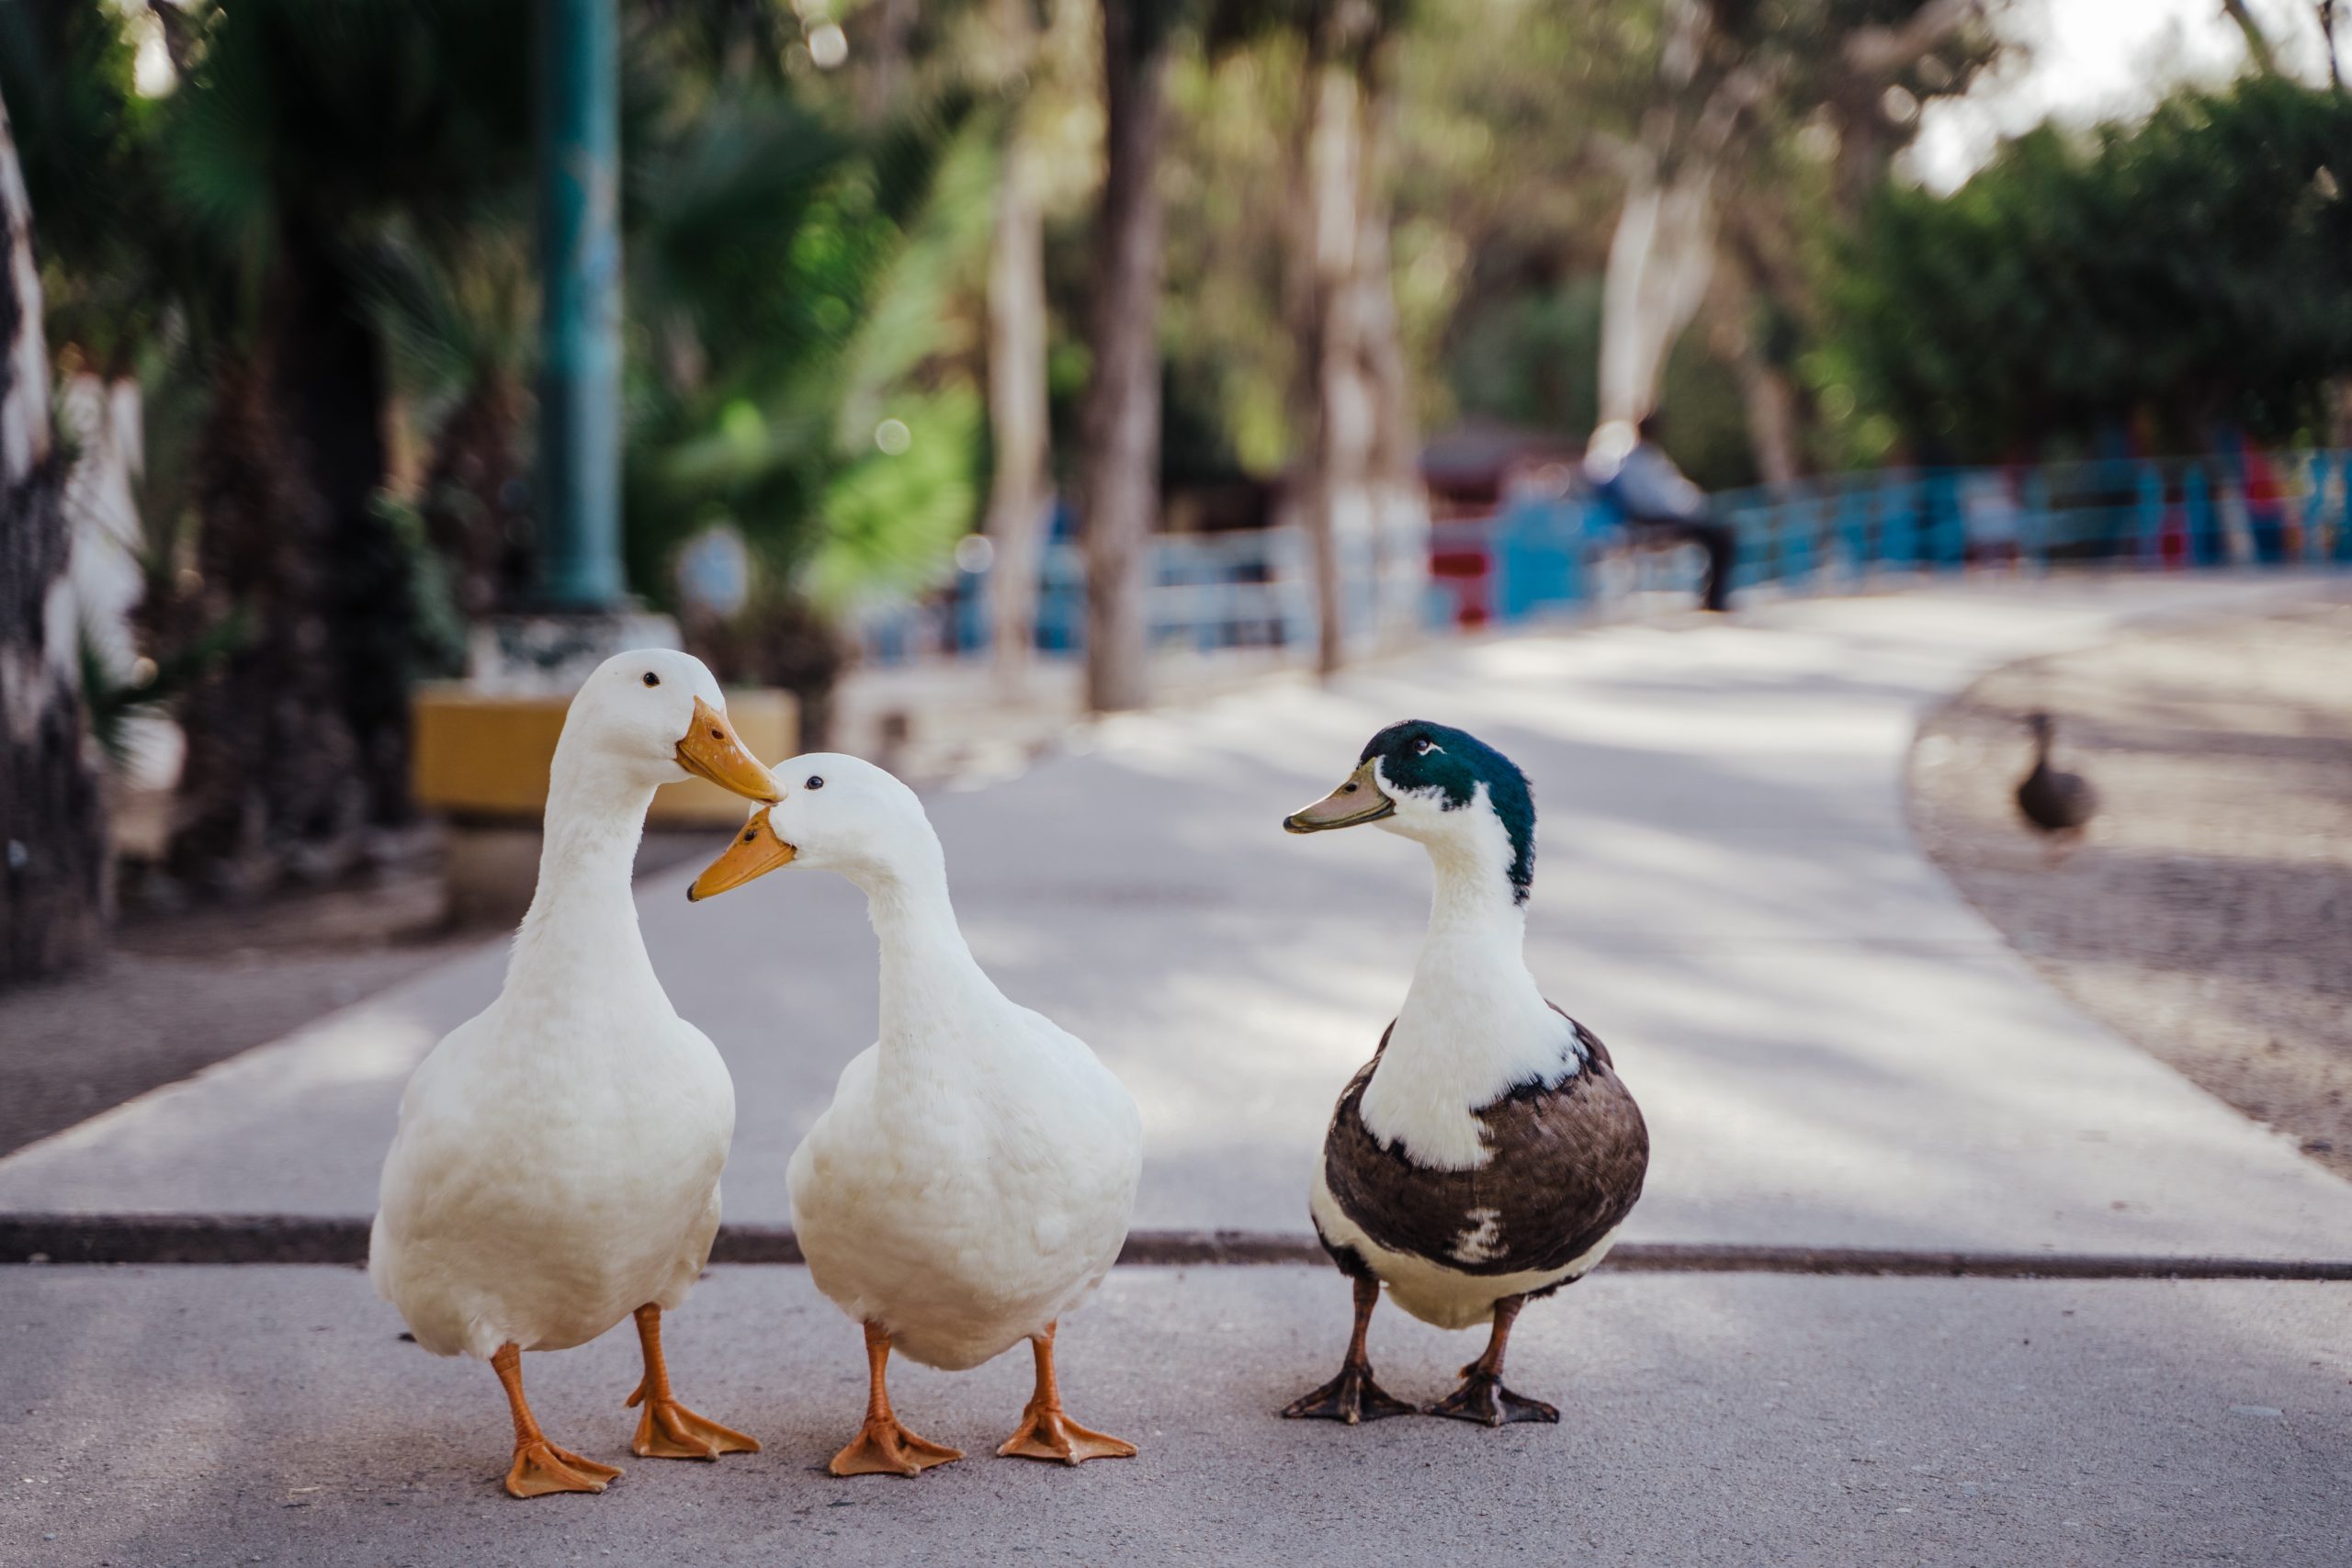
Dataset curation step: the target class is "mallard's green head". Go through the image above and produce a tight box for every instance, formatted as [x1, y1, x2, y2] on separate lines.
[1285, 719, 1537, 904]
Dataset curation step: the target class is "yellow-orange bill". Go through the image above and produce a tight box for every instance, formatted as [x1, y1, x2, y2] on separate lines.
[1283, 759, 1396, 834]
[688, 807, 796, 902]
[675, 696, 781, 803]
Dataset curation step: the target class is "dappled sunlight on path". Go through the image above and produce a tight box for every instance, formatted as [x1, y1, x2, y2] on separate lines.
[4, 577, 2349, 1258]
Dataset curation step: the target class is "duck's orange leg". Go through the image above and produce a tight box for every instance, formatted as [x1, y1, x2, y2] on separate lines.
[625, 1303, 761, 1460]
[493, 1344, 624, 1498]
[828, 1321, 963, 1478]
[998, 1321, 1137, 1466]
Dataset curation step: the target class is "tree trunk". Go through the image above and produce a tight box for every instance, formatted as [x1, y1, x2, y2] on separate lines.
[1351, 34, 1426, 650]
[1303, 51, 1372, 677]
[1710, 276, 1802, 487]
[0, 92, 108, 984]
[167, 217, 407, 892]
[857, 0, 921, 124]
[1078, 0, 1170, 713]
[1733, 339, 1800, 488]
[167, 359, 367, 894]
[277, 220, 408, 831]
[1597, 0, 1799, 426]
[421, 368, 531, 619]
[1598, 154, 1720, 424]
[983, 0, 1051, 698]
[2221, 0, 2278, 75]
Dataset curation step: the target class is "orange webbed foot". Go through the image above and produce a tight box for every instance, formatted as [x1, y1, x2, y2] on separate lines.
[829, 1415, 964, 1478]
[996, 1401, 1138, 1467]
[505, 1439, 624, 1499]
[625, 1377, 762, 1461]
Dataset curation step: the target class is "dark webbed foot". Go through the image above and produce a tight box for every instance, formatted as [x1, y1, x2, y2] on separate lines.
[1283, 1361, 1417, 1424]
[1428, 1368, 1557, 1427]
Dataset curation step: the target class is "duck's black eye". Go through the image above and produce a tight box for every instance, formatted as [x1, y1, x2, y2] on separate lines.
[1412, 737, 1432, 754]
[642, 671, 660, 687]
[805, 775, 825, 790]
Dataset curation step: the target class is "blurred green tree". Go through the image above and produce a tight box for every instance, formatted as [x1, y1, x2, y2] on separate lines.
[619, 38, 995, 738]
[1830, 75, 2352, 460]
[153, 0, 536, 891]
[1593, 0, 2004, 481]
[10, 0, 1000, 864]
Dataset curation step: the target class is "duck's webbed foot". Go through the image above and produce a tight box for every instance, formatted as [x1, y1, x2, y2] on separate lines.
[1427, 1294, 1557, 1426]
[492, 1344, 623, 1499]
[507, 1438, 625, 1498]
[999, 1403, 1138, 1465]
[1283, 1270, 1413, 1423]
[1427, 1369, 1557, 1427]
[1283, 1360, 1416, 1424]
[625, 1304, 761, 1460]
[831, 1414, 965, 1478]
[628, 1382, 763, 1460]
[998, 1324, 1136, 1465]
[830, 1322, 964, 1478]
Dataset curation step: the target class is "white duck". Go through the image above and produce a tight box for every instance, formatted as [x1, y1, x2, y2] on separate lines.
[370, 649, 779, 1498]
[687, 754, 1142, 1476]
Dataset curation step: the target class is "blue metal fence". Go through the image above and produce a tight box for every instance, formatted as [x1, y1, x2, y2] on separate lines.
[853, 449, 2351, 664]
[1444, 448, 2351, 627]
[854, 525, 1324, 668]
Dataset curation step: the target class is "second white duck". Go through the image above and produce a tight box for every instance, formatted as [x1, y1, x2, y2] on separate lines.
[688, 755, 1143, 1475]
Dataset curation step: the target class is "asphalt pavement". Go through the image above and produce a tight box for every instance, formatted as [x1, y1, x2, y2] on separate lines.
[3, 1264, 2347, 1566]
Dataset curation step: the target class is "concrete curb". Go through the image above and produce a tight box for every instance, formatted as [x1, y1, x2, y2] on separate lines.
[5, 1214, 2351, 1279]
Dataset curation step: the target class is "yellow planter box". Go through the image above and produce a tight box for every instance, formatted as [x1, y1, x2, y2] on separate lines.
[411, 684, 797, 828]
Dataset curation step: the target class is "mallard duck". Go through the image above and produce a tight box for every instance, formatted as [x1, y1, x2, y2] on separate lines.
[369, 650, 778, 1498]
[2015, 710, 2097, 858]
[1280, 720, 1649, 1426]
[688, 755, 1142, 1475]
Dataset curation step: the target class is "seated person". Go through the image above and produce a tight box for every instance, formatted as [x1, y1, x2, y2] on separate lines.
[1585, 412, 1736, 613]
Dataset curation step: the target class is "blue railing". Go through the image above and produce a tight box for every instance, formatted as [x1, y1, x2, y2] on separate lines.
[854, 525, 1384, 667]
[1441, 448, 2351, 626]
[1715, 449, 2352, 584]
[853, 450, 2352, 663]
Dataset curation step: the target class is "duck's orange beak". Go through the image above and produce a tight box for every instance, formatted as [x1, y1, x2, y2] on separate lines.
[675, 697, 780, 803]
[688, 807, 796, 902]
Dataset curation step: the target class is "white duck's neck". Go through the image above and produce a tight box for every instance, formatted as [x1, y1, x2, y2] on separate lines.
[1360, 813, 1573, 1170]
[504, 750, 662, 1007]
[1421, 825, 1531, 950]
[855, 852, 1005, 1057]
[1396, 825, 1554, 1054]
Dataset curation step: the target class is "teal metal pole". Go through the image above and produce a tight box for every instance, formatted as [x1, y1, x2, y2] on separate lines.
[536, 0, 624, 608]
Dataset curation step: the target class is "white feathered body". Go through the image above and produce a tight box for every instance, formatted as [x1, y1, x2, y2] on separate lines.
[790, 1004, 1141, 1371]
[369, 714, 739, 1364]
[370, 982, 734, 1360]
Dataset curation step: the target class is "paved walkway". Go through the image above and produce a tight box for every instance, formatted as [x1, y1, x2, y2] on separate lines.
[4, 1265, 2347, 1566]
[6, 575, 2350, 1255]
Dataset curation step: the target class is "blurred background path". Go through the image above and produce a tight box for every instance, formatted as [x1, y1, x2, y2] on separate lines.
[6, 576, 2349, 1258]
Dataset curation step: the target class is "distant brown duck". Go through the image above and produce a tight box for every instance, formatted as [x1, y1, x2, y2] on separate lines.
[2015, 711, 2097, 857]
